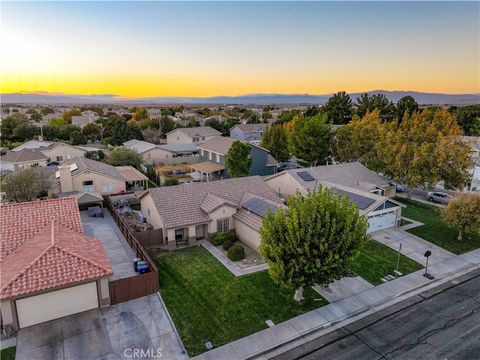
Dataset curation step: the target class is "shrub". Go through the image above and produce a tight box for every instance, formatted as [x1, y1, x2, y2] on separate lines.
[223, 239, 234, 250]
[210, 233, 225, 246]
[222, 231, 237, 242]
[227, 244, 245, 261]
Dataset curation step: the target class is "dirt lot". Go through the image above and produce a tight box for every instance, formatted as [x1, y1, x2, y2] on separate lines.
[155, 163, 192, 179]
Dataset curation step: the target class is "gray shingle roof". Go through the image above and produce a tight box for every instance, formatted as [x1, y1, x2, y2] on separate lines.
[169, 126, 221, 137]
[197, 137, 238, 155]
[123, 139, 157, 154]
[231, 123, 267, 132]
[1, 149, 48, 163]
[142, 176, 282, 229]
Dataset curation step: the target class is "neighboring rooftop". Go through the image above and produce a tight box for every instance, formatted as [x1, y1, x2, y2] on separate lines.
[231, 123, 267, 132]
[11, 140, 53, 152]
[1, 148, 48, 163]
[123, 139, 157, 154]
[168, 126, 221, 137]
[140, 176, 283, 229]
[197, 136, 238, 155]
[116, 166, 148, 182]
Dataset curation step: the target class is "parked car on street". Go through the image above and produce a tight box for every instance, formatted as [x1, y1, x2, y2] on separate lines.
[427, 191, 452, 204]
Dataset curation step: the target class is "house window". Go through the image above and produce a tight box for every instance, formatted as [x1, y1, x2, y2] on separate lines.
[175, 228, 188, 246]
[217, 218, 229, 233]
[83, 180, 94, 192]
[202, 136, 205, 140]
[56, 156, 63, 162]
[193, 137, 199, 142]
[102, 184, 113, 193]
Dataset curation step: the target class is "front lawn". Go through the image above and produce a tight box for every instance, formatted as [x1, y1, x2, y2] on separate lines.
[153, 246, 328, 356]
[398, 198, 480, 254]
[0, 347, 16, 360]
[353, 240, 423, 285]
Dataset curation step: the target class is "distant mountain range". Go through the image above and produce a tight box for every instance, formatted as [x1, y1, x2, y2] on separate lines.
[2, 90, 479, 105]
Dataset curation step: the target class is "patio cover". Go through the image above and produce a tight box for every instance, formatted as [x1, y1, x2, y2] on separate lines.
[190, 161, 225, 174]
[116, 166, 148, 182]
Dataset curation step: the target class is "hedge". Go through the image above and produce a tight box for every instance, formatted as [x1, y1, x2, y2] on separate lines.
[227, 244, 245, 261]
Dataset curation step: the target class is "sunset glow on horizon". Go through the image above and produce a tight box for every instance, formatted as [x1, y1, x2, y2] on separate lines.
[1, 2, 479, 97]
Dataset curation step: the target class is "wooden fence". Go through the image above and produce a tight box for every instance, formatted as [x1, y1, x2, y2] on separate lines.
[104, 194, 160, 304]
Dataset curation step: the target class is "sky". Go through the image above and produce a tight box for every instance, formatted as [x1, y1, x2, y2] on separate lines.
[1, 1, 479, 98]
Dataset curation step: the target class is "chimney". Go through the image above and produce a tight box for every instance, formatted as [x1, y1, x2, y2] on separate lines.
[58, 165, 74, 193]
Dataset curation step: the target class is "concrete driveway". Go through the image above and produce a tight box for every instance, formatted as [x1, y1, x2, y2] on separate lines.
[371, 228, 455, 266]
[15, 294, 186, 360]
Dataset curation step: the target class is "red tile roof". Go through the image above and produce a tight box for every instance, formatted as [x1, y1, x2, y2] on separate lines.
[0, 199, 112, 300]
[0, 198, 83, 261]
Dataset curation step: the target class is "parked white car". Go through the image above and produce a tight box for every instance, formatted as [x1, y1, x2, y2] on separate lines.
[427, 191, 452, 204]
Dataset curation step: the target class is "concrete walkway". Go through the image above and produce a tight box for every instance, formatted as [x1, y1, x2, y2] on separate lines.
[199, 240, 268, 277]
[398, 216, 424, 231]
[371, 228, 455, 266]
[312, 277, 374, 303]
[15, 293, 187, 360]
[81, 210, 137, 280]
[192, 248, 480, 360]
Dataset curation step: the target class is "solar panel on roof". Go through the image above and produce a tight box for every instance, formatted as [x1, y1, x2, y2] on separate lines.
[243, 197, 279, 218]
[329, 188, 375, 210]
[297, 171, 315, 182]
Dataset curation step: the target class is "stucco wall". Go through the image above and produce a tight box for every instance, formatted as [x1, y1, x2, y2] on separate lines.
[7, 159, 49, 171]
[49, 170, 126, 196]
[42, 145, 85, 163]
[265, 172, 304, 198]
[167, 131, 193, 144]
[206, 205, 237, 234]
[141, 193, 165, 229]
[234, 218, 261, 251]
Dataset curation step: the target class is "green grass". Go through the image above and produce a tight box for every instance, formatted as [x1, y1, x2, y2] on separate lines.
[153, 246, 328, 356]
[0, 347, 16, 360]
[398, 198, 480, 254]
[353, 240, 423, 285]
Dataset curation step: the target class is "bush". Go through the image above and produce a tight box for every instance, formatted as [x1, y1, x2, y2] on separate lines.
[227, 244, 245, 261]
[164, 178, 179, 186]
[210, 233, 225, 246]
[223, 239, 234, 250]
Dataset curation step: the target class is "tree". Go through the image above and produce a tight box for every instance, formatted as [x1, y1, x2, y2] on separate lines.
[442, 192, 480, 240]
[333, 110, 383, 170]
[164, 178, 179, 186]
[259, 186, 369, 301]
[1, 168, 49, 202]
[132, 107, 149, 122]
[322, 91, 353, 124]
[48, 118, 68, 128]
[449, 105, 480, 136]
[145, 165, 161, 186]
[262, 109, 273, 122]
[59, 125, 81, 141]
[247, 113, 261, 124]
[42, 125, 61, 141]
[82, 123, 101, 141]
[159, 116, 176, 136]
[40, 107, 54, 116]
[1, 114, 29, 140]
[356, 94, 395, 120]
[289, 114, 332, 166]
[101, 116, 143, 145]
[377, 108, 472, 197]
[276, 110, 301, 125]
[141, 128, 163, 144]
[70, 131, 87, 145]
[395, 96, 419, 120]
[225, 141, 252, 178]
[13, 123, 40, 141]
[107, 147, 143, 167]
[61, 109, 81, 123]
[261, 125, 290, 163]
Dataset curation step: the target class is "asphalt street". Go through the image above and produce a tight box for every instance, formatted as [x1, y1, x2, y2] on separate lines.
[273, 269, 480, 360]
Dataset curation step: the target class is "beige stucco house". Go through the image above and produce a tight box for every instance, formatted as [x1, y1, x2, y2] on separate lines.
[11, 140, 88, 164]
[265, 167, 404, 233]
[0, 149, 49, 171]
[139, 176, 284, 251]
[0, 198, 112, 332]
[123, 139, 199, 165]
[48, 157, 128, 196]
[166, 126, 221, 145]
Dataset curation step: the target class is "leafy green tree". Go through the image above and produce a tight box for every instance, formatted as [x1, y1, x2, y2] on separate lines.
[276, 110, 301, 125]
[247, 113, 261, 124]
[101, 116, 143, 145]
[225, 141, 252, 178]
[356, 94, 395, 120]
[30, 113, 43, 122]
[262, 109, 273, 121]
[1, 168, 49, 202]
[107, 147, 143, 167]
[1, 114, 29, 140]
[159, 116, 176, 136]
[145, 165, 161, 186]
[70, 131, 87, 145]
[322, 91, 353, 124]
[377, 108, 472, 197]
[260, 186, 369, 301]
[333, 110, 383, 170]
[261, 125, 290, 162]
[59, 125, 82, 141]
[42, 125, 61, 141]
[303, 106, 320, 118]
[48, 118, 68, 128]
[82, 123, 101, 141]
[289, 114, 332, 166]
[442, 192, 480, 241]
[449, 105, 480, 136]
[26, 108, 38, 114]
[132, 107, 149, 122]
[13, 123, 40, 141]
[395, 96, 419, 120]
[40, 107, 54, 115]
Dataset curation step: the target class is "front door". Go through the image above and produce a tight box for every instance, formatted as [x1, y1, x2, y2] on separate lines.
[175, 228, 188, 247]
[195, 224, 205, 240]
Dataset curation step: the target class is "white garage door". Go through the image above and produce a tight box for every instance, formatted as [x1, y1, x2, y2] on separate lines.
[16, 282, 98, 328]
[367, 210, 397, 233]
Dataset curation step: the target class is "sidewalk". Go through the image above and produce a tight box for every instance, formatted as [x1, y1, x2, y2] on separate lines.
[192, 248, 480, 360]
[371, 228, 455, 265]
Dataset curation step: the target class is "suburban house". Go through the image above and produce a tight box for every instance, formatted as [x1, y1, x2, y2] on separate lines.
[139, 176, 284, 251]
[0, 198, 112, 331]
[0, 149, 49, 171]
[71, 110, 100, 128]
[229, 123, 268, 145]
[123, 139, 199, 165]
[48, 157, 128, 196]
[166, 126, 221, 145]
[191, 137, 278, 181]
[265, 167, 404, 233]
[11, 140, 88, 164]
[462, 136, 480, 191]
